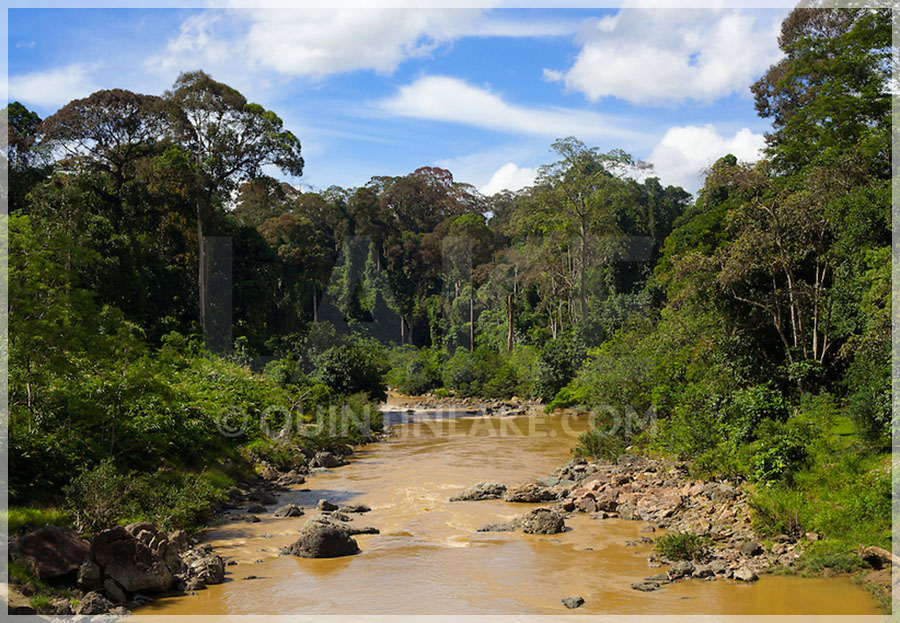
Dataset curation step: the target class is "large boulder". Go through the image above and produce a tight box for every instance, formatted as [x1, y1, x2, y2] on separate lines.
[90, 526, 174, 593]
[11, 526, 90, 582]
[288, 524, 359, 558]
[504, 483, 556, 503]
[450, 482, 507, 502]
[189, 554, 226, 585]
[519, 508, 565, 534]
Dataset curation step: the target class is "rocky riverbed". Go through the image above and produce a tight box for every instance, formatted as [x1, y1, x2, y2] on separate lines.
[451, 453, 815, 592]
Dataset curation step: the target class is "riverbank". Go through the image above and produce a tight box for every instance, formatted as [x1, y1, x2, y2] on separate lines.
[10, 402, 889, 616]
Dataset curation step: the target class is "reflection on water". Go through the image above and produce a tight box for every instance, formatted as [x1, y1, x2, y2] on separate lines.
[134, 413, 882, 618]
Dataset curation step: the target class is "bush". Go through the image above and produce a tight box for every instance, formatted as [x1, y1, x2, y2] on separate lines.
[316, 342, 388, 401]
[386, 346, 444, 396]
[535, 338, 576, 402]
[654, 531, 709, 561]
[748, 485, 806, 537]
[65, 461, 225, 534]
[573, 428, 627, 461]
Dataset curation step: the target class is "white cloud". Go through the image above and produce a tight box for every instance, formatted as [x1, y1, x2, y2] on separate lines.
[377, 75, 647, 143]
[545, 7, 784, 105]
[9, 64, 98, 109]
[147, 9, 577, 79]
[647, 124, 765, 191]
[480, 162, 538, 196]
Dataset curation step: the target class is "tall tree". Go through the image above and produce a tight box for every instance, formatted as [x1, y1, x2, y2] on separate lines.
[165, 70, 304, 337]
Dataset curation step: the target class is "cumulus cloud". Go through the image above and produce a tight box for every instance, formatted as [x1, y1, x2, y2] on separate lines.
[480, 162, 538, 196]
[545, 7, 784, 105]
[147, 9, 577, 79]
[9, 64, 98, 109]
[377, 75, 646, 143]
[647, 124, 766, 191]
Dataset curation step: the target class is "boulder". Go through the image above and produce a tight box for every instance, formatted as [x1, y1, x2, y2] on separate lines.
[704, 482, 739, 502]
[90, 526, 174, 593]
[103, 578, 127, 603]
[733, 566, 758, 582]
[574, 495, 597, 514]
[288, 525, 359, 558]
[188, 554, 226, 585]
[305, 514, 378, 536]
[561, 596, 585, 609]
[617, 503, 640, 520]
[631, 581, 661, 592]
[519, 508, 565, 534]
[504, 483, 556, 503]
[339, 503, 371, 514]
[12, 526, 90, 582]
[739, 541, 763, 557]
[77, 559, 103, 591]
[667, 560, 695, 580]
[450, 482, 507, 502]
[317, 499, 339, 512]
[692, 564, 714, 579]
[311, 451, 346, 469]
[274, 504, 305, 518]
[276, 471, 307, 486]
[74, 591, 113, 615]
[260, 466, 280, 481]
[594, 493, 619, 513]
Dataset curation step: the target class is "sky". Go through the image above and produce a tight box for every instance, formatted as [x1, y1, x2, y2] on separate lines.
[7, 3, 795, 196]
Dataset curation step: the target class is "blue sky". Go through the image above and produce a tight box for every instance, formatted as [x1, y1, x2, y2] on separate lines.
[8, 5, 793, 195]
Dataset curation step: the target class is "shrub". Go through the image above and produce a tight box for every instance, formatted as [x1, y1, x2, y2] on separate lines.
[748, 485, 806, 537]
[573, 428, 627, 461]
[65, 461, 140, 534]
[316, 342, 388, 401]
[535, 338, 576, 402]
[654, 531, 709, 561]
[749, 431, 809, 484]
[66, 461, 225, 534]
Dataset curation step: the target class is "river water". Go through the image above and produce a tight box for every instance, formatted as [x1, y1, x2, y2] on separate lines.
[135, 411, 881, 619]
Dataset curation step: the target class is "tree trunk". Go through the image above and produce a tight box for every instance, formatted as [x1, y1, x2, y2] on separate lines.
[197, 204, 206, 334]
[506, 292, 514, 352]
[312, 287, 318, 323]
[579, 221, 587, 323]
[469, 290, 475, 352]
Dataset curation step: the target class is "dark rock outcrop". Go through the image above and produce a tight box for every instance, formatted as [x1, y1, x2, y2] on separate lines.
[450, 482, 507, 502]
[11, 526, 90, 582]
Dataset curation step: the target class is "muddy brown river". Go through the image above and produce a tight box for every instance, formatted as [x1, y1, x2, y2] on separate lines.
[135, 411, 882, 619]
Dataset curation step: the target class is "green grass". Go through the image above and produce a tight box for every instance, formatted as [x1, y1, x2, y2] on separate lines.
[5, 507, 70, 533]
[29, 595, 51, 612]
[654, 531, 710, 561]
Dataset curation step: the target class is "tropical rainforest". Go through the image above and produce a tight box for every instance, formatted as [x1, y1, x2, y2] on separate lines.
[6, 6, 892, 581]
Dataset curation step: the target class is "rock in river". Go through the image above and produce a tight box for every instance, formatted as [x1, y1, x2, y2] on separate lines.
[561, 596, 585, 609]
[519, 508, 565, 534]
[504, 483, 556, 503]
[274, 504, 305, 518]
[450, 482, 507, 501]
[733, 566, 758, 582]
[288, 525, 360, 558]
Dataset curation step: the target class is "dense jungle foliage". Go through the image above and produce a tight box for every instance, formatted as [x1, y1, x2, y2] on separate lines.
[6, 7, 892, 566]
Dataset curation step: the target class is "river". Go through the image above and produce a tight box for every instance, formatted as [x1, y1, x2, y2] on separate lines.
[134, 410, 882, 619]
